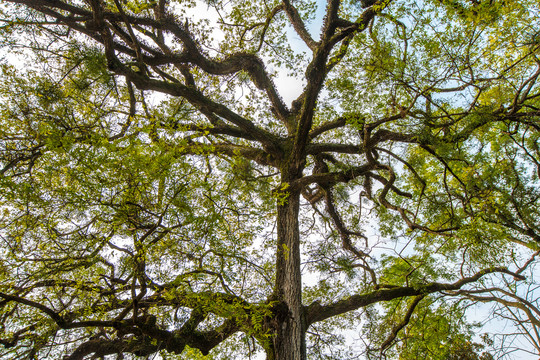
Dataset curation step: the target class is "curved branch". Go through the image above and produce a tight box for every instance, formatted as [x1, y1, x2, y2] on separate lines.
[309, 116, 347, 139]
[173, 123, 257, 142]
[0, 291, 66, 327]
[173, 142, 278, 167]
[323, 187, 378, 285]
[281, 0, 319, 51]
[7, 0, 292, 126]
[379, 295, 425, 353]
[64, 316, 238, 360]
[290, 163, 374, 189]
[116, 72, 283, 156]
[64, 338, 155, 360]
[305, 266, 524, 326]
[1, 288, 241, 359]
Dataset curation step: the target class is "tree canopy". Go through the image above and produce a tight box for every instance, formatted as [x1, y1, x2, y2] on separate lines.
[0, 0, 539, 359]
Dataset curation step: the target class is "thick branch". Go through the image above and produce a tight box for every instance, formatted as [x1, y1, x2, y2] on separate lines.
[309, 116, 347, 139]
[7, 0, 291, 126]
[0, 292, 66, 327]
[170, 142, 278, 167]
[305, 266, 522, 326]
[63, 338, 157, 360]
[290, 163, 374, 189]
[115, 72, 283, 156]
[176, 123, 256, 142]
[306, 143, 362, 154]
[64, 317, 238, 360]
[292, 5, 381, 163]
[281, 0, 319, 50]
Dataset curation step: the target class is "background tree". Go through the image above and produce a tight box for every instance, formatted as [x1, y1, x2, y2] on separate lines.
[0, 0, 539, 359]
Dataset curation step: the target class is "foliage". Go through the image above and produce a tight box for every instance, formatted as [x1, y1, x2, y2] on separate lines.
[364, 296, 494, 359]
[0, 0, 539, 359]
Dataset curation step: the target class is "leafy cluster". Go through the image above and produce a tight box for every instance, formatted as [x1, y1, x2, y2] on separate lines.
[0, 0, 539, 359]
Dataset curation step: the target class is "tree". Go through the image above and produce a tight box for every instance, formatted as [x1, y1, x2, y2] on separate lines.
[0, 0, 539, 358]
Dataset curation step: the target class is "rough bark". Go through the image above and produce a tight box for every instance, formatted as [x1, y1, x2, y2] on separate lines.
[273, 188, 305, 360]
[3, 0, 536, 359]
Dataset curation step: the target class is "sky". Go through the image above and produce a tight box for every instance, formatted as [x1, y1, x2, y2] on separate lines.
[2, 0, 539, 359]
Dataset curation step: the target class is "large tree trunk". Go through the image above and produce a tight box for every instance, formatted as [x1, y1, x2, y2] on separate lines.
[272, 187, 306, 360]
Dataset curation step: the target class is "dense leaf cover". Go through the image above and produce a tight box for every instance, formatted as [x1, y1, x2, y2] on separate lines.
[0, 0, 539, 359]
